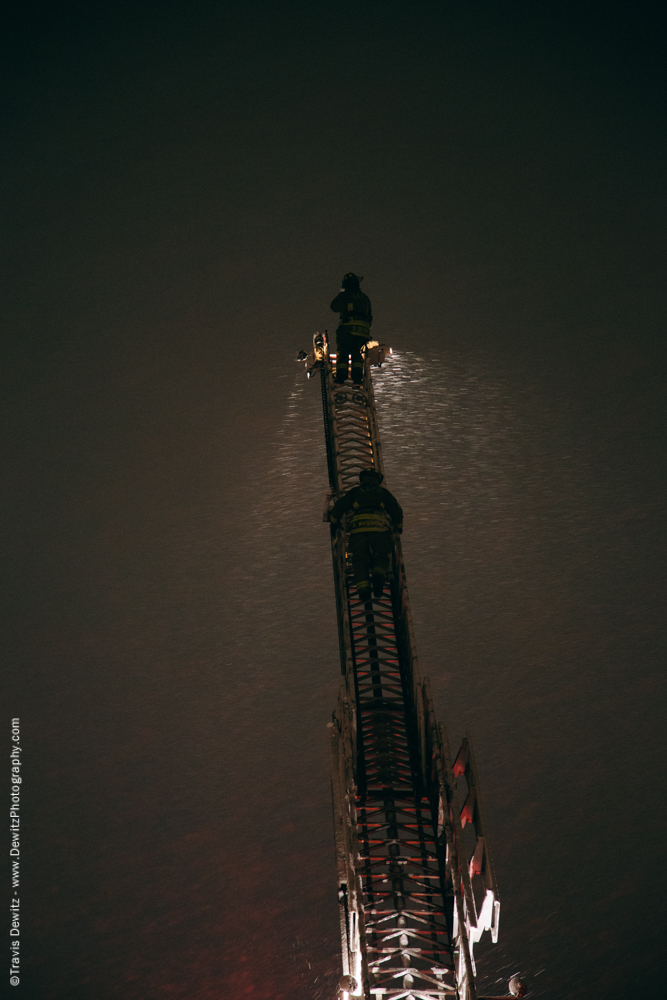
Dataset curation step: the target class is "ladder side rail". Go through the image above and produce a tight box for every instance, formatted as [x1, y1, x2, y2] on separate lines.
[345, 543, 369, 801]
[420, 679, 454, 937]
[452, 736, 501, 944]
[330, 699, 369, 997]
[323, 355, 346, 497]
[331, 526, 355, 681]
[319, 362, 338, 492]
[466, 737, 499, 901]
[438, 720, 499, 983]
[321, 355, 362, 753]
[329, 717, 353, 979]
[454, 737, 499, 898]
[362, 361, 385, 477]
[420, 678, 480, 998]
[343, 692, 369, 999]
[424, 699, 478, 1000]
[423, 679, 500, 952]
[390, 536, 430, 791]
[438, 721, 481, 945]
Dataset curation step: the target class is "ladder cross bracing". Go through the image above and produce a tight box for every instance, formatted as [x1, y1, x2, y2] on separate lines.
[305, 334, 503, 1000]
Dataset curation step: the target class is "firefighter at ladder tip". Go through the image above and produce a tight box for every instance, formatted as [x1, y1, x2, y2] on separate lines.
[330, 272, 373, 384]
[329, 468, 403, 603]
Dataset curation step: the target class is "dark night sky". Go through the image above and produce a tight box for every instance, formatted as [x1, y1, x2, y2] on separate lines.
[2, 3, 666, 998]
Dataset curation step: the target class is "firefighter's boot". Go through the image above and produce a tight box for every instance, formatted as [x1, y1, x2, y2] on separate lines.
[351, 360, 364, 384]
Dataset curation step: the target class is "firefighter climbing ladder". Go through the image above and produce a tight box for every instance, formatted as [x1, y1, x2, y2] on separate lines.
[304, 333, 506, 1000]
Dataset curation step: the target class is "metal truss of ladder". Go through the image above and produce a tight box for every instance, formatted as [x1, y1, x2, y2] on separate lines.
[347, 570, 456, 1000]
[305, 333, 502, 1000]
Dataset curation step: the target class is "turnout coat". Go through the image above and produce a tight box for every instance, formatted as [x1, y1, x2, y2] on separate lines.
[329, 484, 403, 534]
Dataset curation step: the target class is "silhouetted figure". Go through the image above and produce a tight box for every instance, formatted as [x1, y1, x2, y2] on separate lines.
[330, 273, 373, 384]
[329, 467, 403, 602]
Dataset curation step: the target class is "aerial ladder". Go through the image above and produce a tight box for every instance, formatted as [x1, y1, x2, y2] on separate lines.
[301, 333, 525, 1000]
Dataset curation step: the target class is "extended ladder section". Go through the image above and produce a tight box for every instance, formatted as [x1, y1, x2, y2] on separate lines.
[305, 334, 501, 1000]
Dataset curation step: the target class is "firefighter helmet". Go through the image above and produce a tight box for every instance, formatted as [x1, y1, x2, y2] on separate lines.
[342, 272, 363, 288]
[359, 467, 383, 485]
